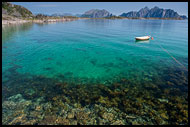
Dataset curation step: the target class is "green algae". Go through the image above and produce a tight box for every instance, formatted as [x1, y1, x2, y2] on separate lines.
[2, 65, 188, 125]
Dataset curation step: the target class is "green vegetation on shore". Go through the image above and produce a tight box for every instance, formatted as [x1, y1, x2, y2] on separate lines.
[2, 2, 34, 19]
[34, 14, 79, 20]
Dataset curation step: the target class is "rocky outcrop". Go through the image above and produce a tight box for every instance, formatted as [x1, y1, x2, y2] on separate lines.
[2, 2, 34, 19]
[120, 6, 187, 19]
[2, 3, 80, 25]
[81, 9, 112, 18]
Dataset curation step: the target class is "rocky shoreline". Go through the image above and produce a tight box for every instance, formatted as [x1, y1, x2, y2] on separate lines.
[2, 18, 81, 25]
[2, 20, 30, 25]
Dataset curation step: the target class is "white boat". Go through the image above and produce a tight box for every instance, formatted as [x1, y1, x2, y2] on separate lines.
[135, 36, 150, 40]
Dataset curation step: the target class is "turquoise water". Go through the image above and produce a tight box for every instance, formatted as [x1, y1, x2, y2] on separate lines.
[2, 19, 188, 125]
[2, 19, 188, 83]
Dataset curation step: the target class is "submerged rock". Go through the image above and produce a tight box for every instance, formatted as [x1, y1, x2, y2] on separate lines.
[39, 115, 57, 125]
[8, 94, 24, 102]
[67, 112, 75, 119]
[158, 98, 168, 103]
[111, 120, 125, 125]
[2, 101, 17, 110]
[160, 113, 169, 120]
[2, 66, 188, 125]
[9, 114, 27, 125]
[102, 112, 114, 121]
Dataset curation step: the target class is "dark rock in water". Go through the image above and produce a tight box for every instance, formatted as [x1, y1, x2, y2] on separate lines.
[106, 69, 111, 72]
[67, 112, 75, 119]
[75, 111, 90, 125]
[75, 48, 87, 52]
[56, 62, 63, 66]
[39, 115, 57, 125]
[116, 57, 124, 61]
[158, 98, 168, 103]
[107, 62, 114, 67]
[24, 89, 36, 96]
[43, 57, 53, 61]
[65, 72, 73, 76]
[44, 67, 52, 71]
[100, 62, 115, 68]
[90, 59, 97, 66]
[101, 112, 114, 121]
[54, 117, 71, 125]
[111, 120, 125, 125]
[8, 94, 24, 102]
[57, 74, 65, 79]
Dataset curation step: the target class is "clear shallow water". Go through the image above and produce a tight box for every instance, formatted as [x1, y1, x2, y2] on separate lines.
[2, 19, 188, 83]
[2, 19, 188, 125]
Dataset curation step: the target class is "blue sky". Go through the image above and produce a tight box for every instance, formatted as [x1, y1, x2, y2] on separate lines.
[12, 2, 188, 16]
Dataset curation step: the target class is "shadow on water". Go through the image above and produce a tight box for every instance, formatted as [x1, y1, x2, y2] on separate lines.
[135, 40, 150, 44]
[2, 23, 33, 42]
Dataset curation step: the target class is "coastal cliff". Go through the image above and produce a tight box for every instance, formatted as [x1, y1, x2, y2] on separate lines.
[2, 2, 34, 20]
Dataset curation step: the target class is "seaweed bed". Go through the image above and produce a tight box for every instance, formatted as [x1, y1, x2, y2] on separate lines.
[2, 66, 188, 125]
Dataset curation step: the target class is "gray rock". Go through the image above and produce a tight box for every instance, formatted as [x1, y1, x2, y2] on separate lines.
[158, 98, 169, 103]
[81, 9, 112, 18]
[67, 112, 75, 119]
[2, 2, 34, 19]
[8, 94, 24, 102]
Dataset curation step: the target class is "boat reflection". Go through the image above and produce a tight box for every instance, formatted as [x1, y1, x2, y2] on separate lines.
[135, 39, 150, 44]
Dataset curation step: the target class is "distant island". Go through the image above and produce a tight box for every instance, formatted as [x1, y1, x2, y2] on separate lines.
[81, 9, 113, 18]
[119, 6, 187, 19]
[80, 7, 187, 20]
[2, 2, 188, 25]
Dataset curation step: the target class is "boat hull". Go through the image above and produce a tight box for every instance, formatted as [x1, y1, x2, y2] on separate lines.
[135, 38, 149, 40]
[135, 40, 150, 43]
[135, 36, 150, 40]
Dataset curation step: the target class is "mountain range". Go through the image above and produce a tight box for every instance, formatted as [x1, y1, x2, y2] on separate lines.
[120, 6, 187, 19]
[2, 2, 187, 20]
[81, 9, 113, 18]
[80, 7, 187, 19]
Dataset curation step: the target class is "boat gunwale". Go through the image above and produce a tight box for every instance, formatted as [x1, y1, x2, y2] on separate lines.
[135, 36, 150, 40]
